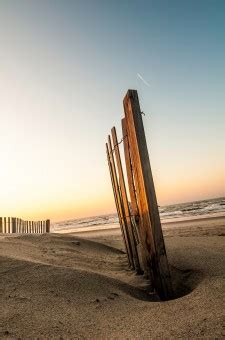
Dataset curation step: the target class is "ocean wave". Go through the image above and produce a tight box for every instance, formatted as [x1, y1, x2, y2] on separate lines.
[53, 197, 225, 232]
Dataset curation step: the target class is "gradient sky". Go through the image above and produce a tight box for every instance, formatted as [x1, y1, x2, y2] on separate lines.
[0, 0, 225, 221]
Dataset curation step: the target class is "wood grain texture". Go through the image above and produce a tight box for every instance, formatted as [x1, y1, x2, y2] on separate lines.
[121, 118, 139, 219]
[123, 89, 173, 300]
[122, 118, 146, 273]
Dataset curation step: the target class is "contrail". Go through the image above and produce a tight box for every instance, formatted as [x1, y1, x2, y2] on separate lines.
[137, 73, 150, 87]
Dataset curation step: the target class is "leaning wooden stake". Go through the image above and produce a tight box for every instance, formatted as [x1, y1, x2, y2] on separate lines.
[107, 137, 134, 268]
[106, 143, 131, 264]
[122, 118, 146, 272]
[111, 127, 141, 273]
[123, 89, 173, 300]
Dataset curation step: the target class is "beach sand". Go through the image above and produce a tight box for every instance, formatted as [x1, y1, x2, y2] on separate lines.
[0, 216, 224, 339]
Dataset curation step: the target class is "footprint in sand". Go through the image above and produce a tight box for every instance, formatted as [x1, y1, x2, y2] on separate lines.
[94, 292, 119, 303]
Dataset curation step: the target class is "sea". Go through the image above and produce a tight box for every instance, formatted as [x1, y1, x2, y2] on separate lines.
[53, 197, 225, 233]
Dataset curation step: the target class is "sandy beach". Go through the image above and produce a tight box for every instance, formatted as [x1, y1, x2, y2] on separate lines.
[0, 216, 224, 339]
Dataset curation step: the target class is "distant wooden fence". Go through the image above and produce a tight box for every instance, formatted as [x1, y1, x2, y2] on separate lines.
[106, 89, 173, 300]
[0, 217, 50, 234]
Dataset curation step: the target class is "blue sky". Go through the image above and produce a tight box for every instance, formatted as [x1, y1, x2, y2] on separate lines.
[0, 0, 224, 220]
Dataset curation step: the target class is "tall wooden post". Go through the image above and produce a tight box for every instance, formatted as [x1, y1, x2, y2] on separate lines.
[0, 218, 2, 233]
[122, 118, 146, 272]
[111, 127, 141, 273]
[123, 89, 173, 300]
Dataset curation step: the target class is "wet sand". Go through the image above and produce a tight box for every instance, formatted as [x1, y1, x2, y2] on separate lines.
[0, 216, 224, 338]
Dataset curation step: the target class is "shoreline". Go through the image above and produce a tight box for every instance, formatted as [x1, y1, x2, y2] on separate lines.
[52, 213, 225, 236]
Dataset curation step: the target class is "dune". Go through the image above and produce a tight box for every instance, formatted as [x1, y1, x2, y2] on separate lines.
[0, 217, 224, 339]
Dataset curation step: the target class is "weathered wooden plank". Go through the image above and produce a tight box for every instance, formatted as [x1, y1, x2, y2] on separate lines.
[107, 136, 134, 268]
[121, 118, 139, 219]
[0, 217, 2, 233]
[106, 142, 130, 264]
[123, 89, 173, 300]
[111, 127, 141, 273]
[122, 118, 146, 272]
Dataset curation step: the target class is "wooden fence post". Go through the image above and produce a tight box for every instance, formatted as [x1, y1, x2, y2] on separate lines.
[0, 218, 2, 233]
[122, 118, 146, 272]
[107, 137, 134, 268]
[4, 217, 6, 233]
[12, 218, 16, 233]
[111, 127, 142, 273]
[8, 217, 11, 233]
[43, 221, 46, 233]
[46, 220, 50, 233]
[123, 89, 173, 300]
[106, 143, 132, 266]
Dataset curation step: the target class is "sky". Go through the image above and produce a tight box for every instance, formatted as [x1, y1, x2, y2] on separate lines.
[0, 0, 224, 221]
